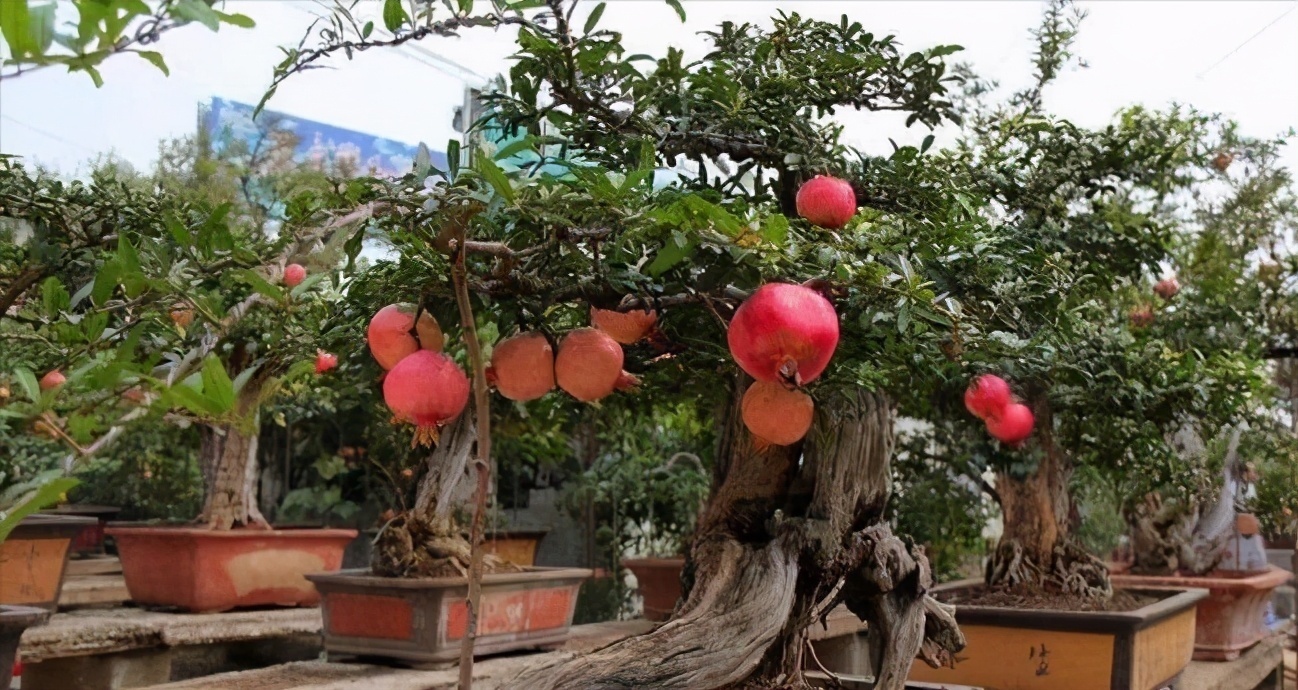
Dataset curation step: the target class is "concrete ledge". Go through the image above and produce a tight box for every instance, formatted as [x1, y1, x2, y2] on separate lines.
[1178, 633, 1286, 690]
[19, 607, 324, 662]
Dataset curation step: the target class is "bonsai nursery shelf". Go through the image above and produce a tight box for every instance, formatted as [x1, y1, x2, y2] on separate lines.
[308, 567, 592, 665]
[908, 580, 1207, 690]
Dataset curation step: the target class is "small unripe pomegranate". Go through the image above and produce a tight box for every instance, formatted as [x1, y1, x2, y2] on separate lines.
[1212, 152, 1233, 172]
[795, 175, 857, 229]
[488, 332, 555, 402]
[383, 350, 470, 446]
[987, 403, 1034, 446]
[0, 385, 10, 400]
[121, 387, 146, 405]
[367, 303, 445, 370]
[400, 468, 414, 479]
[315, 350, 338, 375]
[170, 307, 194, 328]
[742, 381, 815, 446]
[728, 283, 839, 385]
[1129, 307, 1154, 328]
[964, 374, 1012, 420]
[555, 328, 627, 402]
[283, 263, 307, 287]
[1153, 277, 1179, 300]
[39, 370, 65, 390]
[590, 306, 658, 344]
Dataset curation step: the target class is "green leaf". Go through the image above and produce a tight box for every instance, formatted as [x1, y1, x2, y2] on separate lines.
[446, 139, 461, 178]
[235, 269, 286, 303]
[92, 260, 121, 305]
[117, 234, 141, 273]
[13, 367, 40, 403]
[213, 10, 256, 28]
[665, 0, 686, 22]
[70, 280, 93, 308]
[0, 0, 34, 57]
[647, 239, 694, 276]
[166, 214, 191, 245]
[0, 477, 80, 542]
[382, 0, 406, 31]
[474, 154, 515, 203]
[493, 136, 536, 161]
[173, 0, 220, 31]
[760, 214, 789, 245]
[231, 364, 260, 395]
[41, 276, 70, 317]
[83, 64, 104, 88]
[200, 356, 236, 414]
[26, 1, 54, 54]
[289, 272, 326, 299]
[362, 20, 373, 39]
[584, 2, 606, 33]
[166, 380, 221, 417]
[134, 50, 169, 76]
[457, 0, 473, 13]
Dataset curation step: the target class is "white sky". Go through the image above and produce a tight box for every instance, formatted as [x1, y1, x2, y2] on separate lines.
[0, 1, 1295, 176]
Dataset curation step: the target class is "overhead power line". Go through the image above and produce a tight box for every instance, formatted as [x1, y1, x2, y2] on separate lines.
[1197, 2, 1297, 80]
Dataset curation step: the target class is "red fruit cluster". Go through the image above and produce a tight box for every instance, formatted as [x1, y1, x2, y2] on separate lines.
[964, 374, 1034, 446]
[728, 283, 840, 447]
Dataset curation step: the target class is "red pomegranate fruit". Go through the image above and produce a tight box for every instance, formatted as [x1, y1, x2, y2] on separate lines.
[555, 328, 629, 402]
[315, 350, 338, 375]
[383, 350, 470, 446]
[986, 403, 1035, 446]
[795, 175, 857, 229]
[590, 306, 658, 344]
[742, 381, 815, 446]
[488, 332, 555, 402]
[367, 303, 446, 370]
[283, 263, 307, 287]
[964, 374, 1012, 420]
[727, 283, 839, 385]
[1129, 307, 1154, 328]
[170, 307, 194, 328]
[1153, 277, 1180, 300]
[39, 370, 65, 390]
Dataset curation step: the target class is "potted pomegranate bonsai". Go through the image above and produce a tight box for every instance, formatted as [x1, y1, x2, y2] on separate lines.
[0, 142, 359, 612]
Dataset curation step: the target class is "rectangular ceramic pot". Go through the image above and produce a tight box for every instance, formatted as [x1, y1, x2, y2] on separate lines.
[106, 526, 357, 612]
[484, 529, 550, 567]
[907, 580, 1207, 690]
[621, 557, 684, 622]
[1110, 565, 1293, 661]
[0, 514, 95, 610]
[308, 566, 592, 664]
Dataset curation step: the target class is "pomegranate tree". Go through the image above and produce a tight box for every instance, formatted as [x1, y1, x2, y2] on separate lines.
[727, 283, 839, 386]
[383, 350, 470, 446]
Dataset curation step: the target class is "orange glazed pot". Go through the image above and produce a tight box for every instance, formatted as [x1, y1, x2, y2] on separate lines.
[106, 526, 357, 613]
[308, 567, 591, 664]
[1110, 564, 1293, 661]
[1, 514, 94, 610]
[621, 557, 684, 622]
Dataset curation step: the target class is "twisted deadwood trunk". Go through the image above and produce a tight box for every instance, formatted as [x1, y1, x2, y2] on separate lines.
[198, 421, 268, 530]
[985, 401, 1110, 600]
[508, 380, 964, 689]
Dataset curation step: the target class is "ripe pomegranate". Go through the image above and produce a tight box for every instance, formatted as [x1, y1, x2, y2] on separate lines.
[488, 332, 555, 402]
[170, 307, 194, 328]
[367, 303, 445, 370]
[283, 263, 307, 287]
[795, 175, 857, 229]
[39, 370, 65, 390]
[383, 350, 470, 446]
[590, 306, 658, 344]
[1153, 277, 1180, 300]
[1129, 307, 1154, 328]
[555, 328, 628, 402]
[315, 350, 338, 375]
[121, 387, 146, 405]
[742, 381, 815, 446]
[986, 403, 1035, 446]
[727, 283, 839, 385]
[1212, 152, 1233, 172]
[964, 374, 1012, 420]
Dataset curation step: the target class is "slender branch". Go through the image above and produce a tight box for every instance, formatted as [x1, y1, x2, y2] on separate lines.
[0, 266, 48, 319]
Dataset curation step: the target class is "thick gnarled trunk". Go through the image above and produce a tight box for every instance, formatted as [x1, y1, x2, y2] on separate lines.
[986, 402, 1110, 599]
[510, 381, 963, 689]
[198, 422, 268, 530]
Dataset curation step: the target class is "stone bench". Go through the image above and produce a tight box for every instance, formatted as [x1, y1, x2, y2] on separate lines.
[18, 607, 323, 690]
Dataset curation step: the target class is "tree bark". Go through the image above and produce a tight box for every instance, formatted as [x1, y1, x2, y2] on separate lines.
[508, 381, 963, 689]
[985, 401, 1110, 599]
[197, 422, 268, 530]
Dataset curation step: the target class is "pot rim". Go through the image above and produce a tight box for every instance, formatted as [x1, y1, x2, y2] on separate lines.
[307, 566, 593, 589]
[932, 578, 1209, 633]
[105, 525, 359, 539]
[1110, 563, 1293, 590]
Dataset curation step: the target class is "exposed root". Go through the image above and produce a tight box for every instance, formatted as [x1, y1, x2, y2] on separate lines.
[371, 511, 522, 579]
[986, 537, 1111, 603]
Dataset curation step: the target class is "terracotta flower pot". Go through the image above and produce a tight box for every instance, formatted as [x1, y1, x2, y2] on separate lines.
[1110, 565, 1293, 661]
[1, 605, 48, 688]
[106, 526, 357, 612]
[908, 580, 1206, 690]
[47, 504, 120, 555]
[621, 557, 684, 622]
[484, 529, 550, 567]
[308, 566, 592, 664]
[0, 514, 95, 610]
